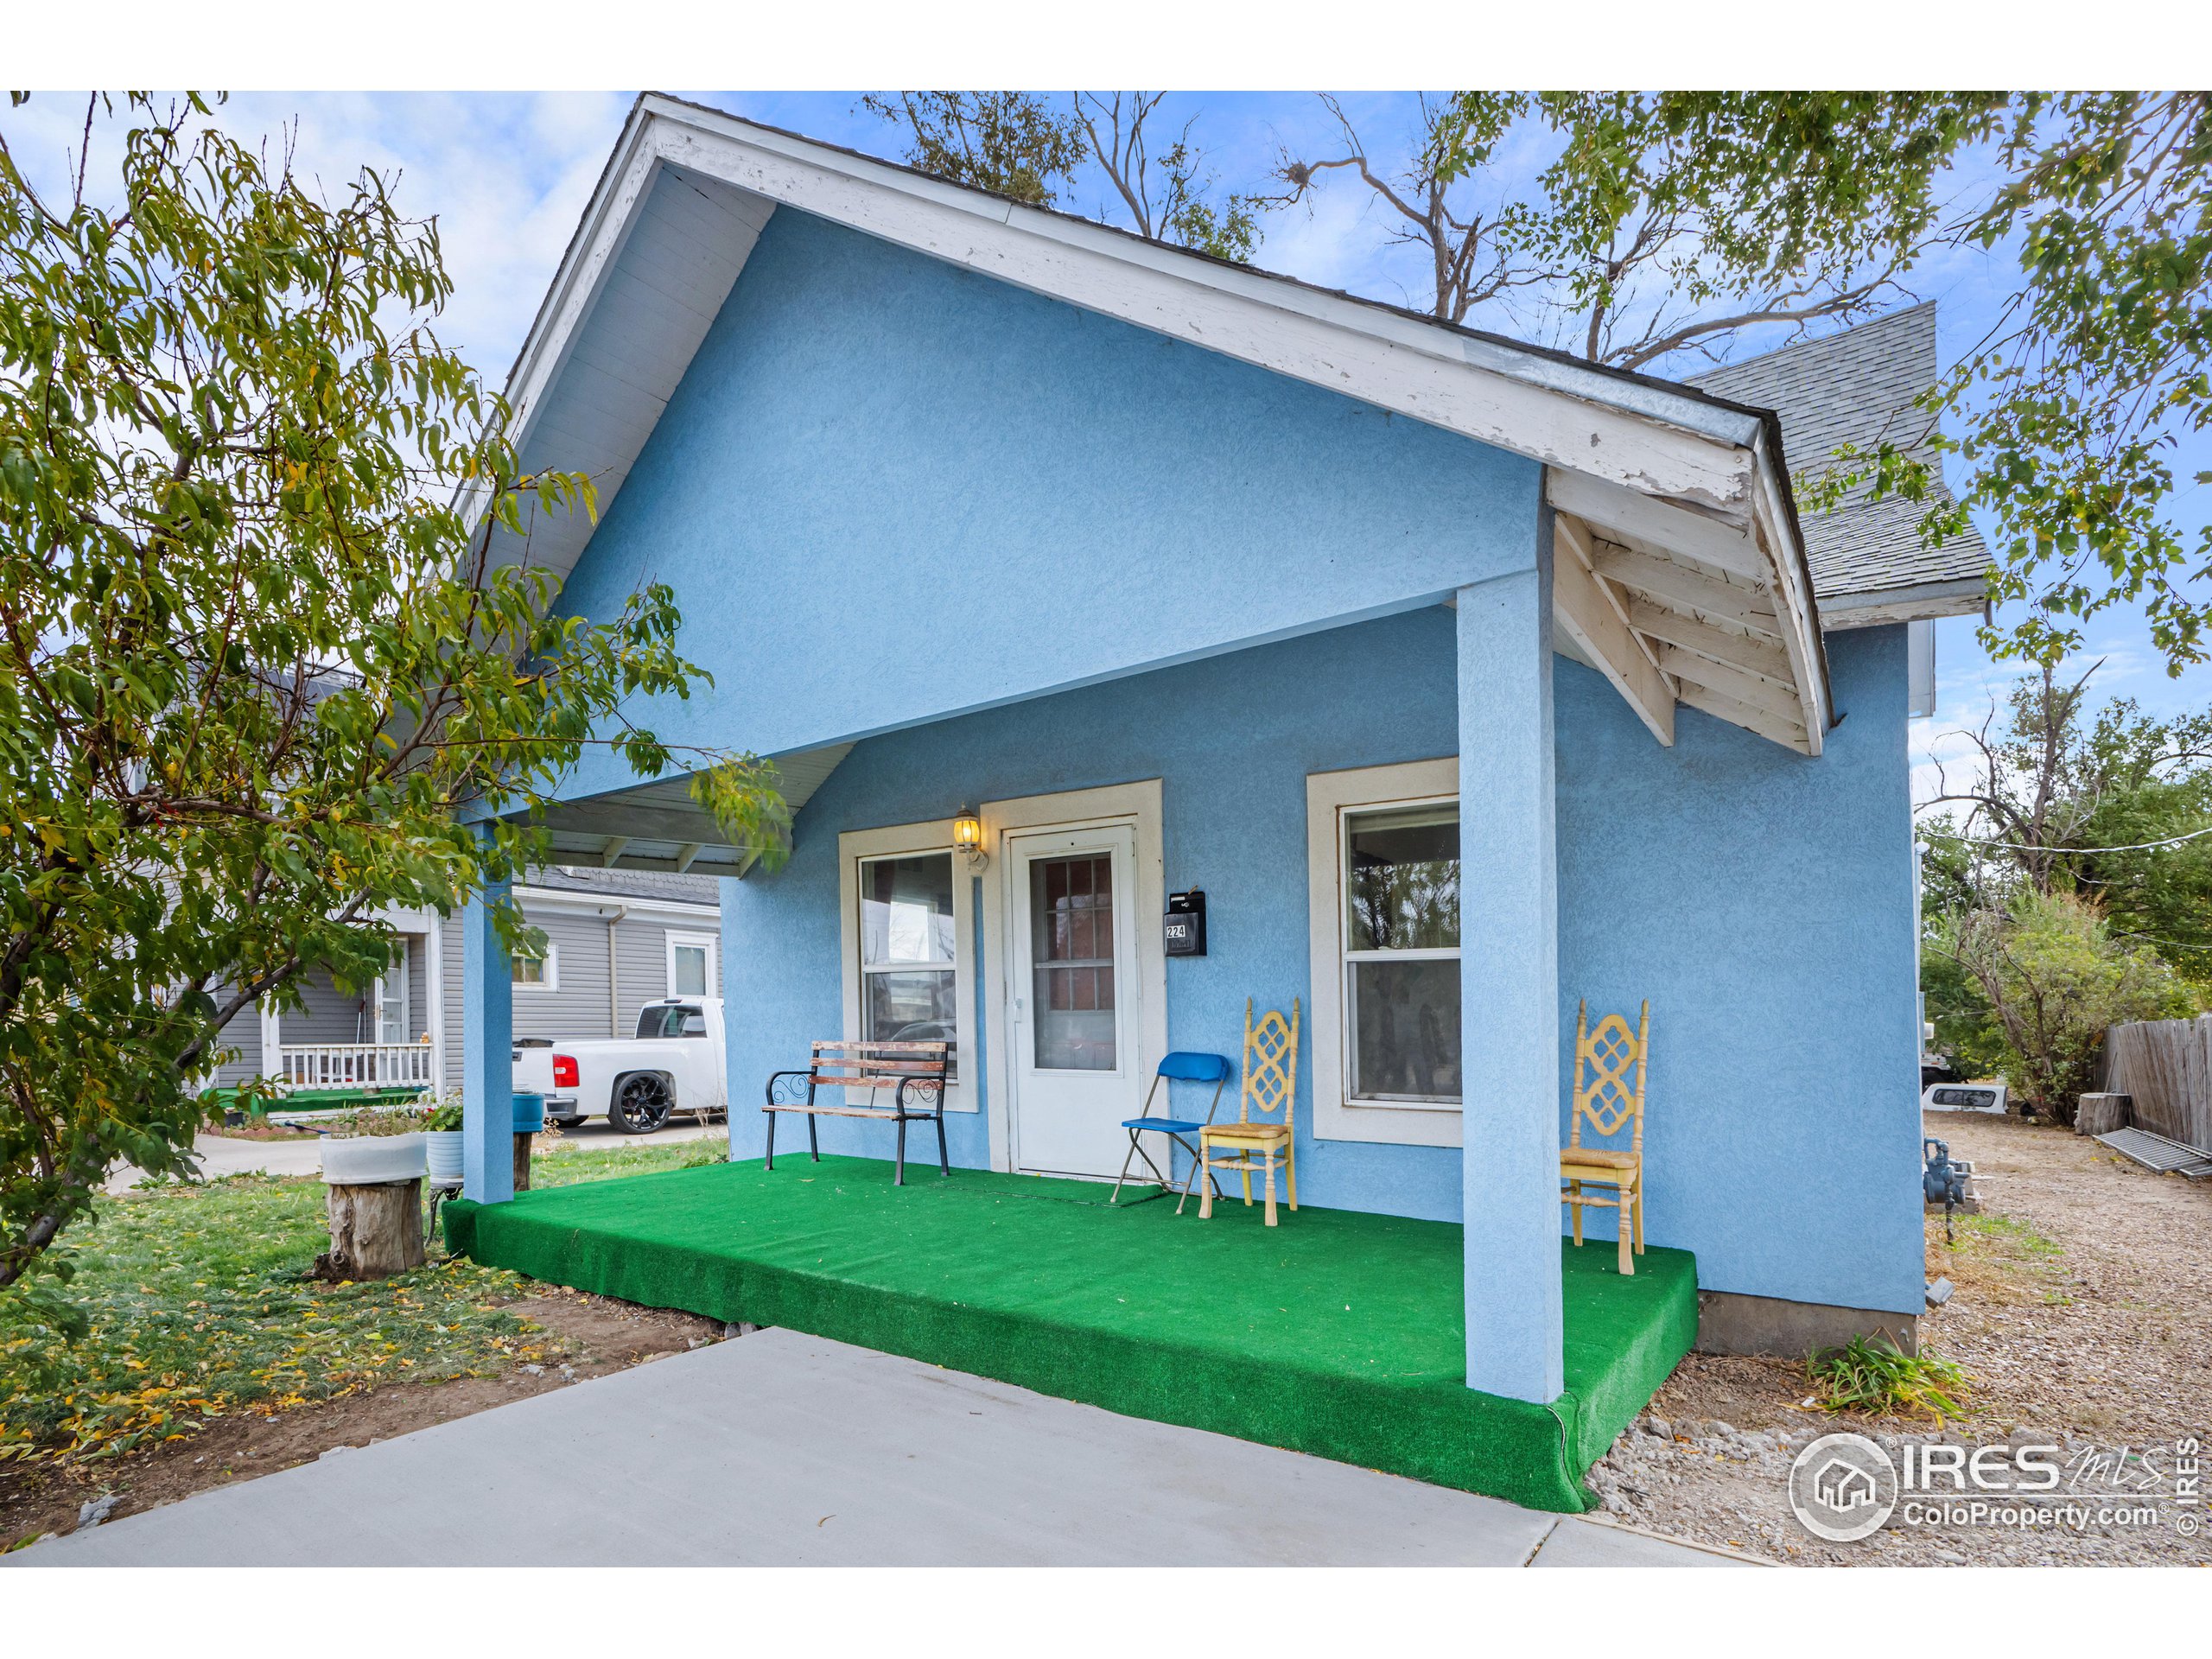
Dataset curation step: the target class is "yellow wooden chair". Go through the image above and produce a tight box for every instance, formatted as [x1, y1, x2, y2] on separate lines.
[1194, 998, 1300, 1226]
[1560, 1000, 1649, 1274]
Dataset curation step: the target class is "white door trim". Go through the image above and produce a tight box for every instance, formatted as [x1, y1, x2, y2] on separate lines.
[978, 780, 1166, 1174]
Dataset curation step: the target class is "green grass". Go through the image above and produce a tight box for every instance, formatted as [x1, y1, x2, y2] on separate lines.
[0, 1141, 721, 1465]
[532, 1137, 728, 1188]
[446, 1154, 1698, 1514]
[1961, 1212, 2063, 1258]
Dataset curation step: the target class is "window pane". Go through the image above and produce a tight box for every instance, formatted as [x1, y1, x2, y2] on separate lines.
[1348, 958, 1461, 1103]
[861, 855, 956, 968]
[1030, 854, 1116, 1071]
[635, 1003, 708, 1039]
[511, 954, 545, 986]
[671, 943, 709, 996]
[865, 968, 957, 1047]
[1345, 807, 1459, 951]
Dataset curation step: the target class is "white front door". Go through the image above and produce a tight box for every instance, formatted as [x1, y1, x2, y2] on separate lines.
[1006, 823, 1142, 1178]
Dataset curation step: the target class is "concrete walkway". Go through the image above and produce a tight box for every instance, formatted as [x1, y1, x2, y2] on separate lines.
[7, 1329, 1753, 1567]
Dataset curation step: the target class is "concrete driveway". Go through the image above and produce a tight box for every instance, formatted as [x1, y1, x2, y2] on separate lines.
[6, 1329, 1753, 1567]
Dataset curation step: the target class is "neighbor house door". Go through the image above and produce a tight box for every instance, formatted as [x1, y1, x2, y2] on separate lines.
[374, 948, 410, 1045]
[1006, 823, 1142, 1178]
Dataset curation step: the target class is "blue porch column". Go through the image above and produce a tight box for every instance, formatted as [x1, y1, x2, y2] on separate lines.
[1457, 552, 1565, 1403]
[462, 857, 515, 1205]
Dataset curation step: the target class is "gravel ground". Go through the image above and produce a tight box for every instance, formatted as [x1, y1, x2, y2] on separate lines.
[1582, 1110, 2212, 1566]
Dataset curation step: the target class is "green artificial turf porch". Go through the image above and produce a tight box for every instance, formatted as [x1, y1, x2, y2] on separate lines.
[445, 1155, 1695, 1513]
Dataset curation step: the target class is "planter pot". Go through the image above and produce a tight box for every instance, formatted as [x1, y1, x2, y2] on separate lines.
[320, 1131, 426, 1185]
[424, 1129, 465, 1184]
[512, 1092, 547, 1134]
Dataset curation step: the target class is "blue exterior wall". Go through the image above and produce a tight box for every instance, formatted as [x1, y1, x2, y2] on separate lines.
[721, 609, 1924, 1319]
[549, 206, 1540, 798]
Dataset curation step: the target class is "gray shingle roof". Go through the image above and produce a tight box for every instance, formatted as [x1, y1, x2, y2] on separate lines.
[527, 865, 722, 906]
[1686, 302, 1989, 601]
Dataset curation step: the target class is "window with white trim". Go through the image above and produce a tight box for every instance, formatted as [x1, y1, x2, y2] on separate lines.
[1340, 801, 1461, 1104]
[512, 944, 558, 992]
[858, 852, 959, 1071]
[1305, 758, 1461, 1147]
[665, 931, 718, 998]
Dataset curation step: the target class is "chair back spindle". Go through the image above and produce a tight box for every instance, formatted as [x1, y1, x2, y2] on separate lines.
[1238, 997, 1300, 1131]
[1570, 999, 1649, 1157]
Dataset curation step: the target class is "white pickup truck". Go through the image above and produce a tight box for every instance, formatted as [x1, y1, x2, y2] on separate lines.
[513, 997, 728, 1133]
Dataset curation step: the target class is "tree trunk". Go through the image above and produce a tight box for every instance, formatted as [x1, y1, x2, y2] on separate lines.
[321, 1179, 425, 1279]
[2075, 1093, 2130, 1135]
[513, 1131, 534, 1193]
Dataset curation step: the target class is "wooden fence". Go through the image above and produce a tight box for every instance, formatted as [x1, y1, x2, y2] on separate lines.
[2100, 1015, 2212, 1154]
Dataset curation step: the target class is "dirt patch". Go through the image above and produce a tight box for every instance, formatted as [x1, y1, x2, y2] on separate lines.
[1, 1286, 724, 1551]
[208, 1122, 323, 1142]
[1583, 1111, 2212, 1566]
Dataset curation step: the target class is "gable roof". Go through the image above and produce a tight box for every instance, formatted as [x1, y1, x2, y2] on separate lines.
[494, 92, 1866, 817]
[1688, 303, 1989, 627]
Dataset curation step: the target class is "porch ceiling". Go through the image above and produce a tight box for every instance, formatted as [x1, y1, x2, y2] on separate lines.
[533, 741, 854, 874]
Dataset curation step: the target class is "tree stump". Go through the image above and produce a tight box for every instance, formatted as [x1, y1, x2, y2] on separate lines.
[321, 1179, 426, 1279]
[513, 1131, 534, 1193]
[2075, 1092, 2130, 1135]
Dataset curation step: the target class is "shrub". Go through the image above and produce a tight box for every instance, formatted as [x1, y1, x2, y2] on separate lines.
[1808, 1334, 1971, 1423]
[1933, 891, 2197, 1123]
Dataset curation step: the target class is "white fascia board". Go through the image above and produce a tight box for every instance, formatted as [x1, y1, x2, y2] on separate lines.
[1817, 579, 1987, 630]
[1747, 428, 1831, 753]
[512, 884, 720, 920]
[644, 105, 1761, 521]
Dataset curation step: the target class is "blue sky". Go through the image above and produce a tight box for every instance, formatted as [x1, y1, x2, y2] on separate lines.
[8, 87, 2206, 804]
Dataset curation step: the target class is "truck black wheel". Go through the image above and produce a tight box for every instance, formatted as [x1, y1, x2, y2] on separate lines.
[612, 1073, 675, 1134]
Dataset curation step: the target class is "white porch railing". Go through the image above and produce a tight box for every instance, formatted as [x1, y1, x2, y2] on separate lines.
[276, 1042, 437, 1092]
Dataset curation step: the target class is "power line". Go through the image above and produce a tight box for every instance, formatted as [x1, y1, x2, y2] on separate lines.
[1918, 821, 2212, 855]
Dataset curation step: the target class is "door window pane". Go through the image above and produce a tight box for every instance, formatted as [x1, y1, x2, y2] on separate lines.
[1030, 854, 1116, 1071]
[1348, 958, 1462, 1103]
[1345, 807, 1460, 950]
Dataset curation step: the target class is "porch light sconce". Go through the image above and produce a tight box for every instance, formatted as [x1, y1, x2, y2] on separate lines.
[953, 809, 988, 870]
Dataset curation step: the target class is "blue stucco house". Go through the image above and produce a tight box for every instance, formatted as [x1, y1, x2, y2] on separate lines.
[451, 97, 1986, 1424]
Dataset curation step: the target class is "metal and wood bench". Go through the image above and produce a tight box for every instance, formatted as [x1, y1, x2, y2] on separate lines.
[763, 1039, 951, 1185]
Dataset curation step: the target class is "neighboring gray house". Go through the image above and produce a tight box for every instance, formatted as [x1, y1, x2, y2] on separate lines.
[213, 867, 722, 1093]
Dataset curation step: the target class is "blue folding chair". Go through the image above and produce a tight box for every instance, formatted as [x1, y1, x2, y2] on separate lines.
[1111, 1052, 1234, 1205]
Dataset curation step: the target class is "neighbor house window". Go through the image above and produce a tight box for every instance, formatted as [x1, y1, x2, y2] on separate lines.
[858, 853, 958, 1066]
[1341, 802, 1461, 1104]
[666, 931, 718, 999]
[512, 944, 558, 992]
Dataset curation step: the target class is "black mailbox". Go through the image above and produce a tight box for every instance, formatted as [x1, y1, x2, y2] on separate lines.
[1165, 889, 1207, 957]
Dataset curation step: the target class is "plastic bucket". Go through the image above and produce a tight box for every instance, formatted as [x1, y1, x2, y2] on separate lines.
[321, 1132, 427, 1185]
[512, 1092, 547, 1133]
[424, 1130, 465, 1184]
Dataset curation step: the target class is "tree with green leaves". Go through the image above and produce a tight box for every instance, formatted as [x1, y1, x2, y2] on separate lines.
[1921, 662, 2212, 982]
[1931, 890, 2193, 1123]
[863, 90, 1261, 262]
[857, 92, 1087, 207]
[1304, 92, 2210, 677]
[0, 95, 785, 1315]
